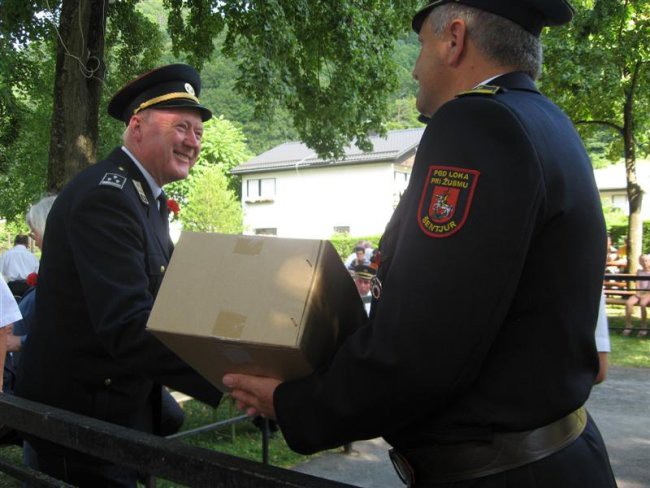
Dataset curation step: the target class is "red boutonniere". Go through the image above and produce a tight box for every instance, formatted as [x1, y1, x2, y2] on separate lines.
[26, 272, 38, 287]
[167, 199, 180, 221]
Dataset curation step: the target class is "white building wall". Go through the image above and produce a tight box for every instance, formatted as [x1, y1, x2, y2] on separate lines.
[594, 161, 650, 219]
[241, 163, 408, 238]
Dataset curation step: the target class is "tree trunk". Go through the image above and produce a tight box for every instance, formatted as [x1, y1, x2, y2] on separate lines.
[47, 0, 107, 192]
[623, 90, 643, 273]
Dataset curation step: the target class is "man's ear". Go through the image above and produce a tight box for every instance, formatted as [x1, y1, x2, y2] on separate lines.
[128, 115, 144, 141]
[446, 19, 467, 66]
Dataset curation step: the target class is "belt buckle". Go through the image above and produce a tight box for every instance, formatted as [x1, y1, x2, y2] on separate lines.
[389, 448, 416, 487]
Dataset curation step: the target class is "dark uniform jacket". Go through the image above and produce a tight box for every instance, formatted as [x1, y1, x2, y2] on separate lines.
[275, 72, 606, 454]
[16, 147, 222, 435]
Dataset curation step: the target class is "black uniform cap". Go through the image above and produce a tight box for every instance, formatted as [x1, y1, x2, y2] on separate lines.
[353, 264, 376, 281]
[412, 0, 574, 37]
[108, 63, 212, 124]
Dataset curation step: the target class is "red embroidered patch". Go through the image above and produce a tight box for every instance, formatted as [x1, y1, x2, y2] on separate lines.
[417, 165, 480, 238]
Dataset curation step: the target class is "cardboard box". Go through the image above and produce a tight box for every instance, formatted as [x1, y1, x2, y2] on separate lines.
[147, 232, 367, 391]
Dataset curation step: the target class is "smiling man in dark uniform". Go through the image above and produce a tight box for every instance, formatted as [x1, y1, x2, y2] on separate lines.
[16, 64, 222, 486]
[223, 1, 617, 486]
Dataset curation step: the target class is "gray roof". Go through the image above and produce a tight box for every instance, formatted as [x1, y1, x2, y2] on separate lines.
[231, 127, 425, 175]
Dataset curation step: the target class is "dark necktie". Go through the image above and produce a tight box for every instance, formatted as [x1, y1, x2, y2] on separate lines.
[158, 192, 168, 220]
[158, 192, 170, 236]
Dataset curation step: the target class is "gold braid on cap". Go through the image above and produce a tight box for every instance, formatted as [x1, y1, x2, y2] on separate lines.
[133, 92, 200, 115]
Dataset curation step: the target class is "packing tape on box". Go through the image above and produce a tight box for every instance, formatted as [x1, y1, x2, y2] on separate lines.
[214, 310, 247, 338]
[233, 237, 263, 255]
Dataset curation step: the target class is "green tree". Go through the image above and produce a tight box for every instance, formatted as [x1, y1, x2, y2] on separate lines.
[384, 97, 421, 130]
[198, 116, 252, 196]
[181, 165, 243, 234]
[0, 0, 163, 208]
[1, 0, 419, 196]
[542, 0, 650, 270]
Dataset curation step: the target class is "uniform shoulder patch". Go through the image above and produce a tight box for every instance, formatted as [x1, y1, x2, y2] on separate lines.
[417, 165, 480, 238]
[457, 84, 503, 98]
[99, 173, 126, 189]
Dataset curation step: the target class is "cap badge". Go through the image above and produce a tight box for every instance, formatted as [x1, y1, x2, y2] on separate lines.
[418, 165, 480, 238]
[184, 83, 195, 96]
[371, 276, 382, 300]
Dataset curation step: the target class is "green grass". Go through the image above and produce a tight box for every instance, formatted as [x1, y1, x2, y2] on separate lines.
[167, 397, 315, 468]
[606, 305, 650, 368]
[154, 398, 318, 487]
[0, 447, 21, 488]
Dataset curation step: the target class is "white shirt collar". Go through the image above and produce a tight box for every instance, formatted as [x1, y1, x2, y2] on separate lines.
[476, 73, 505, 87]
[121, 146, 163, 200]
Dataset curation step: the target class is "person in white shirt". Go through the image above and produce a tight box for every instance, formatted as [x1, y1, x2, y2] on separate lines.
[0, 276, 21, 391]
[594, 294, 611, 384]
[0, 235, 39, 295]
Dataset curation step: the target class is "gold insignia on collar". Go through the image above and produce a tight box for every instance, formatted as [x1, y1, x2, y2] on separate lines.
[132, 180, 149, 205]
[457, 84, 503, 97]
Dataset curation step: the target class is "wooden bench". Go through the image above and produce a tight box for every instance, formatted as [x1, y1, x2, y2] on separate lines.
[603, 273, 650, 306]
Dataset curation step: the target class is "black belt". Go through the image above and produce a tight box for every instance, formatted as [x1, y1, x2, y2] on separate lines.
[389, 407, 587, 486]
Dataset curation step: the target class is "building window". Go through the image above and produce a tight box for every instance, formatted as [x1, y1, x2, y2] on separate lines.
[246, 178, 276, 199]
[255, 228, 277, 236]
[333, 226, 350, 234]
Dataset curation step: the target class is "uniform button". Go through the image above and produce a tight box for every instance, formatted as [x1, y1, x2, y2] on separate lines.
[104, 378, 112, 386]
[160, 265, 165, 273]
[118, 166, 124, 171]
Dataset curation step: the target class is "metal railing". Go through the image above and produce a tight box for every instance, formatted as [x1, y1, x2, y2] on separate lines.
[0, 393, 358, 487]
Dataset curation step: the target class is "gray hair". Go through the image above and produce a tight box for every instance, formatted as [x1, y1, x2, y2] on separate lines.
[429, 4, 542, 79]
[26, 195, 57, 237]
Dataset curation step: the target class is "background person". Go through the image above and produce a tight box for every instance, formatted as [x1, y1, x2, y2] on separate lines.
[223, 2, 616, 486]
[0, 277, 20, 445]
[5, 195, 57, 365]
[0, 235, 39, 298]
[605, 234, 626, 273]
[352, 264, 376, 315]
[594, 294, 611, 384]
[0, 277, 21, 392]
[15, 64, 223, 487]
[344, 240, 373, 268]
[623, 254, 650, 337]
[347, 245, 370, 270]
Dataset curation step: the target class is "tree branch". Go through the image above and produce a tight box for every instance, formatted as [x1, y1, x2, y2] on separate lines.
[575, 120, 624, 136]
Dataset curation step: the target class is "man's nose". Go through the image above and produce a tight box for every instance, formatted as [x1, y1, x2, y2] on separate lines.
[185, 130, 200, 147]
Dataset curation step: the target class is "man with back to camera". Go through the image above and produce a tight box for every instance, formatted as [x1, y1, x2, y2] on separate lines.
[223, 1, 617, 486]
[16, 64, 222, 487]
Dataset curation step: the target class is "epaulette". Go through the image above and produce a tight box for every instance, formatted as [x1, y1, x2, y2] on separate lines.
[99, 172, 127, 190]
[456, 84, 504, 98]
